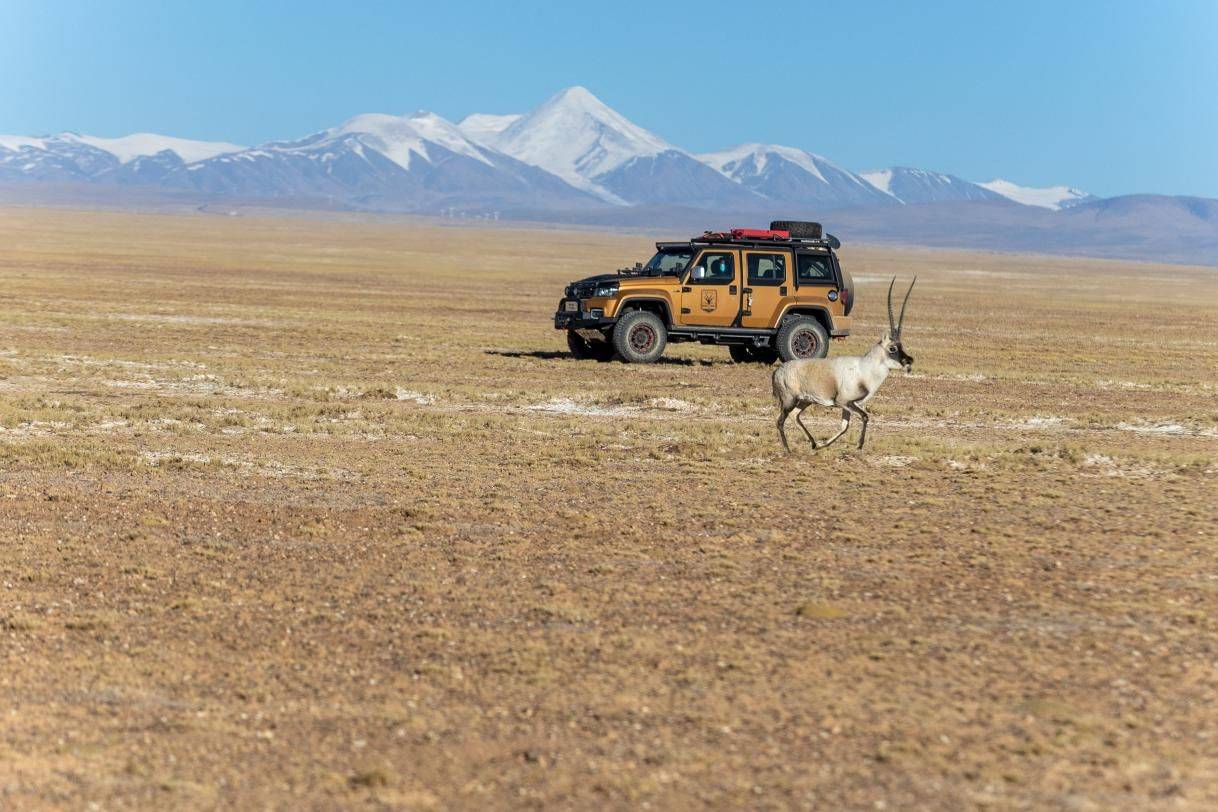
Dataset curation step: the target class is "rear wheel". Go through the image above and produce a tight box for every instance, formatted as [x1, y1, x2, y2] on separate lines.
[612, 311, 667, 364]
[566, 330, 615, 361]
[775, 317, 829, 362]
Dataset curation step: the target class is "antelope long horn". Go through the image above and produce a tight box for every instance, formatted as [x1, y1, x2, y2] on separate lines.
[886, 277, 896, 336]
[896, 276, 917, 336]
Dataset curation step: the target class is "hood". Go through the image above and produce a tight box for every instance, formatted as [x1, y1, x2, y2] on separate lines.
[570, 272, 620, 286]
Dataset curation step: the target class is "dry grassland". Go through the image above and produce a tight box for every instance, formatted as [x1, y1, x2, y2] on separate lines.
[1, 206, 1216, 809]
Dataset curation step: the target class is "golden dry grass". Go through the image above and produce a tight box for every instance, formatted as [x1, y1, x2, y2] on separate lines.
[1, 206, 1216, 809]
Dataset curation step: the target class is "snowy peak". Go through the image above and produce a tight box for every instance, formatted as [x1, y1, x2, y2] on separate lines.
[980, 178, 1095, 210]
[315, 111, 493, 170]
[698, 143, 893, 209]
[0, 135, 51, 151]
[481, 86, 674, 200]
[0, 131, 244, 165]
[402, 111, 496, 166]
[61, 132, 245, 164]
[171, 108, 602, 213]
[700, 143, 829, 184]
[457, 113, 521, 142]
[861, 166, 1002, 204]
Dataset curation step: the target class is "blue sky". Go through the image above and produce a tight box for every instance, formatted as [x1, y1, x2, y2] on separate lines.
[3, 0, 1216, 198]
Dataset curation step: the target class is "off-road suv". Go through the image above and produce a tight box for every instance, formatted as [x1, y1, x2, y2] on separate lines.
[554, 220, 854, 363]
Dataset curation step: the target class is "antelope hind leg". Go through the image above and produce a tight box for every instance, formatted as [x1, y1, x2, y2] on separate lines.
[794, 406, 818, 448]
[849, 403, 871, 449]
[776, 407, 793, 452]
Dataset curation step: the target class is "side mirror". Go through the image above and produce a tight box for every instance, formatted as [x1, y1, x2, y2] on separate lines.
[691, 266, 707, 280]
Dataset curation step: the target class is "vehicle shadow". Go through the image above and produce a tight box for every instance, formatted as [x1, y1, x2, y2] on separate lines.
[485, 350, 718, 367]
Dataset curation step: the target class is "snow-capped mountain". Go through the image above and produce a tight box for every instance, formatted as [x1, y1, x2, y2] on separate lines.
[0, 86, 1125, 219]
[0, 132, 244, 183]
[167, 111, 600, 211]
[466, 86, 763, 207]
[700, 144, 894, 209]
[63, 133, 244, 164]
[979, 178, 1096, 210]
[860, 167, 1003, 204]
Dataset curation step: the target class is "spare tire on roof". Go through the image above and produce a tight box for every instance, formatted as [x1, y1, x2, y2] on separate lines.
[769, 220, 822, 239]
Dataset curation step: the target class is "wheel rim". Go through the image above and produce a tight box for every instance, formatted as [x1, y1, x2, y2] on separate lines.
[629, 324, 657, 354]
[791, 328, 819, 358]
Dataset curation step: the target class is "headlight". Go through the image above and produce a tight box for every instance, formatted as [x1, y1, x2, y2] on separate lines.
[593, 282, 619, 297]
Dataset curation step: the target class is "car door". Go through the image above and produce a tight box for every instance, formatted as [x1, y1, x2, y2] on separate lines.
[680, 249, 740, 326]
[741, 249, 791, 328]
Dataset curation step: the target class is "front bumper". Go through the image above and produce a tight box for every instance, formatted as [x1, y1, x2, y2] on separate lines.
[554, 299, 618, 330]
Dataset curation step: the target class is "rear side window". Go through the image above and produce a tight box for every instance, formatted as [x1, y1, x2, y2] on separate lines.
[747, 253, 786, 286]
[796, 253, 834, 283]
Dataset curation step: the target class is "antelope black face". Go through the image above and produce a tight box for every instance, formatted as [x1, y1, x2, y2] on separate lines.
[885, 276, 917, 372]
[880, 335, 914, 371]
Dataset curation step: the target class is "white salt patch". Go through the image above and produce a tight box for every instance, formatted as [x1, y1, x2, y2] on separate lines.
[873, 455, 917, 467]
[394, 388, 435, 404]
[646, 397, 694, 411]
[1006, 416, 1067, 429]
[1115, 422, 1187, 435]
[528, 397, 633, 417]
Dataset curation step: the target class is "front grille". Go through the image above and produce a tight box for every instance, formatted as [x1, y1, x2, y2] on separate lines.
[569, 282, 596, 299]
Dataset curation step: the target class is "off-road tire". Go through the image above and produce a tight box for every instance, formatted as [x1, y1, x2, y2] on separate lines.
[769, 220, 822, 239]
[776, 316, 829, 362]
[729, 344, 779, 364]
[612, 311, 667, 364]
[566, 330, 615, 361]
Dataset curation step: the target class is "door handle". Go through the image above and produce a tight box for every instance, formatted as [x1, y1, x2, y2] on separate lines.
[779, 286, 787, 296]
[682, 286, 692, 293]
[729, 285, 738, 295]
[742, 287, 753, 294]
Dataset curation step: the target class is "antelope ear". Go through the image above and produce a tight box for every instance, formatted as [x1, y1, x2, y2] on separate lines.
[880, 331, 890, 344]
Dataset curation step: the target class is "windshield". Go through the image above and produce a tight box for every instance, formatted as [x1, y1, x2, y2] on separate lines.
[644, 247, 692, 274]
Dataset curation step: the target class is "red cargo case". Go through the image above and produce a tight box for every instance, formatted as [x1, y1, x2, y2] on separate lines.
[730, 228, 790, 240]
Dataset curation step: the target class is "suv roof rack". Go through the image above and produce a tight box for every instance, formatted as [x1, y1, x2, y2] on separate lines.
[689, 228, 841, 250]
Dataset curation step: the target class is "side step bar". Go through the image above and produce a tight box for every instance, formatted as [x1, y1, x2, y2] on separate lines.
[668, 326, 772, 338]
[668, 326, 774, 346]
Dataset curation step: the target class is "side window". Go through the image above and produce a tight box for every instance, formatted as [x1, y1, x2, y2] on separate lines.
[689, 251, 735, 284]
[747, 253, 786, 286]
[796, 253, 834, 283]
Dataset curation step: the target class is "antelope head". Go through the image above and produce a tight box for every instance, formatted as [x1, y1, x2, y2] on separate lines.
[881, 277, 917, 372]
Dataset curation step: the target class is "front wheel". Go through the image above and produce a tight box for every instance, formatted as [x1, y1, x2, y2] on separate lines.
[775, 317, 829, 362]
[611, 311, 667, 364]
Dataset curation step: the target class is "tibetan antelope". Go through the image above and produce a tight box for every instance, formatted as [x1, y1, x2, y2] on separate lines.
[772, 277, 916, 451]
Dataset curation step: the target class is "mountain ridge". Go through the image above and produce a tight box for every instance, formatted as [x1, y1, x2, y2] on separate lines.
[2, 86, 1216, 265]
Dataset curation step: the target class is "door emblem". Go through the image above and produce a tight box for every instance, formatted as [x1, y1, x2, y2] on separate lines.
[700, 290, 717, 312]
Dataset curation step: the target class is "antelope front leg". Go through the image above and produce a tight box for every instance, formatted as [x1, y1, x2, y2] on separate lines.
[817, 408, 852, 449]
[849, 403, 871, 449]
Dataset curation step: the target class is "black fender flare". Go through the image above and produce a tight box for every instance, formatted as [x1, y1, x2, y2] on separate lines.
[776, 304, 834, 333]
[615, 296, 674, 327]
